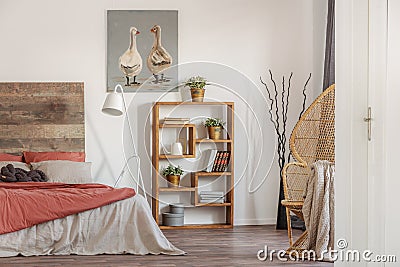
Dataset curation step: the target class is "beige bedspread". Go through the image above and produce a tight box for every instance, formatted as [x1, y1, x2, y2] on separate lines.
[0, 195, 185, 257]
[302, 160, 335, 257]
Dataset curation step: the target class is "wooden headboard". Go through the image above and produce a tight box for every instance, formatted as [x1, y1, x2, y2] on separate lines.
[0, 82, 85, 154]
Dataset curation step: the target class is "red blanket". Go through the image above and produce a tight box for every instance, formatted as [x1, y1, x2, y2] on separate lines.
[0, 182, 136, 234]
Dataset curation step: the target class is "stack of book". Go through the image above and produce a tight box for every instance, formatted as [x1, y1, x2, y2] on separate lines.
[203, 149, 231, 172]
[199, 191, 225, 204]
[162, 117, 190, 125]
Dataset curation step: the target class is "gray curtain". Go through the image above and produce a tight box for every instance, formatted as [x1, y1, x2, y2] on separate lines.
[323, 0, 335, 90]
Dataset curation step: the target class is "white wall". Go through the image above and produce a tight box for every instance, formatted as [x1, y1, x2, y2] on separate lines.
[0, 0, 326, 225]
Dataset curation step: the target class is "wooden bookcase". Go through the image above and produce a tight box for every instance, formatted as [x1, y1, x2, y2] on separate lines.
[152, 102, 234, 229]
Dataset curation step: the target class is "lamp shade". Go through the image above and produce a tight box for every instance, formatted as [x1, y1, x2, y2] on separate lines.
[102, 92, 123, 116]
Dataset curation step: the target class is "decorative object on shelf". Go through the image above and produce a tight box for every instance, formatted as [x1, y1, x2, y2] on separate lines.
[260, 69, 311, 230]
[107, 10, 178, 92]
[102, 84, 147, 201]
[204, 117, 225, 140]
[169, 203, 184, 214]
[162, 142, 183, 156]
[162, 211, 184, 226]
[185, 76, 207, 102]
[161, 164, 183, 187]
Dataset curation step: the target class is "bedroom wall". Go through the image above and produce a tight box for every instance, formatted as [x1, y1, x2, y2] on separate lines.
[0, 0, 327, 225]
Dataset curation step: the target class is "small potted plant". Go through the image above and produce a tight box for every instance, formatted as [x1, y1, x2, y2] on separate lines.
[185, 76, 207, 102]
[204, 117, 225, 140]
[161, 164, 184, 187]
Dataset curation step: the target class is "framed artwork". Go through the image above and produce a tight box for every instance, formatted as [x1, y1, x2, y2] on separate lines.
[107, 10, 178, 92]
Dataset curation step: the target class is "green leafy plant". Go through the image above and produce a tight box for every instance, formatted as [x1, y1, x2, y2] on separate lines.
[161, 164, 184, 176]
[204, 117, 225, 127]
[185, 76, 207, 89]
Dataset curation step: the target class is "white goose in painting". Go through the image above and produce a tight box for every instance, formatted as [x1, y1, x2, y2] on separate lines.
[119, 27, 142, 86]
[147, 25, 172, 83]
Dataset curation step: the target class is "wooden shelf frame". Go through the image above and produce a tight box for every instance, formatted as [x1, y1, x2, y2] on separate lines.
[159, 224, 233, 230]
[195, 138, 232, 143]
[152, 101, 234, 229]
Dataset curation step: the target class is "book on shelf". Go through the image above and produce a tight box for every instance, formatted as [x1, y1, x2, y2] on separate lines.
[217, 151, 231, 172]
[199, 198, 225, 204]
[200, 195, 224, 199]
[161, 117, 190, 125]
[200, 191, 224, 196]
[199, 191, 225, 203]
[202, 149, 218, 172]
[199, 191, 224, 198]
[202, 149, 231, 173]
[212, 151, 223, 172]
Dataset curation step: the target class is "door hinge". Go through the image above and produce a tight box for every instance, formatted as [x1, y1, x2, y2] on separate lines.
[363, 107, 372, 141]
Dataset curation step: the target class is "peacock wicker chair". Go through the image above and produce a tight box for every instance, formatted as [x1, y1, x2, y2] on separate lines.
[281, 84, 335, 253]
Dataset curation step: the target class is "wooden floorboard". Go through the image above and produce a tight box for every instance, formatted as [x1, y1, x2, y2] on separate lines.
[0, 225, 331, 266]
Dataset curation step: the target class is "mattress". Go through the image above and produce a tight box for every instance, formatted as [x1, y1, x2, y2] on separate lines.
[0, 195, 185, 257]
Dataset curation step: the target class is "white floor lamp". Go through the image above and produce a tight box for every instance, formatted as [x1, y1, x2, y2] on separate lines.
[102, 84, 147, 201]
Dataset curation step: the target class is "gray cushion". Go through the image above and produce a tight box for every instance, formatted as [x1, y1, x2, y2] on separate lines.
[30, 160, 92, 184]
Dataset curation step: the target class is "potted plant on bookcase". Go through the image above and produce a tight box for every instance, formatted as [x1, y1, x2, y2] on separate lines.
[185, 76, 207, 102]
[204, 117, 225, 140]
[161, 164, 184, 187]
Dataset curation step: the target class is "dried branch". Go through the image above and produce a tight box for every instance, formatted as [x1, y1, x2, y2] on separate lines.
[299, 73, 311, 120]
[259, 77, 278, 132]
[261, 69, 311, 230]
[285, 73, 293, 163]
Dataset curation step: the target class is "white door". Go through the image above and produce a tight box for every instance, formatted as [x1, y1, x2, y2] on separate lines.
[337, 0, 400, 266]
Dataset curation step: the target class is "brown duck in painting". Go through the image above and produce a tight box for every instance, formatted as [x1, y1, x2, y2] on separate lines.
[119, 27, 143, 86]
[147, 25, 172, 84]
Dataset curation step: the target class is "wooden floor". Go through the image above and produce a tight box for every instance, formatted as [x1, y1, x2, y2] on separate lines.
[0, 225, 332, 267]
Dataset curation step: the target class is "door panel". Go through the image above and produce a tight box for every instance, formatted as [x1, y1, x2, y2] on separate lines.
[385, 0, 400, 257]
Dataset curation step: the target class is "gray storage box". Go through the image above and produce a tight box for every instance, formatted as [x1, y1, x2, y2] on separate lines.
[162, 212, 184, 226]
[169, 203, 184, 214]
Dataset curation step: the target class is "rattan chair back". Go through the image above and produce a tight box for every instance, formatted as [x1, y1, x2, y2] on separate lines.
[283, 85, 335, 202]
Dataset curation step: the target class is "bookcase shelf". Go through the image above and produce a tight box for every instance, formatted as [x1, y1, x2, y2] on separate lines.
[160, 123, 195, 128]
[195, 202, 232, 207]
[195, 139, 232, 143]
[152, 101, 234, 229]
[196, 172, 232, 176]
[159, 187, 196, 192]
[159, 154, 196, 159]
[159, 223, 233, 230]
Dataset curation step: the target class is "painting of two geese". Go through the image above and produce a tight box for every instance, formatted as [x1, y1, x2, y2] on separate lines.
[107, 10, 178, 92]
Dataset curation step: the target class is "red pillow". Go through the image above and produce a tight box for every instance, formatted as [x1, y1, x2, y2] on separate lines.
[23, 151, 85, 164]
[0, 153, 23, 162]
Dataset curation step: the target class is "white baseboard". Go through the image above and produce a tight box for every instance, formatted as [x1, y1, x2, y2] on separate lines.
[234, 218, 276, 226]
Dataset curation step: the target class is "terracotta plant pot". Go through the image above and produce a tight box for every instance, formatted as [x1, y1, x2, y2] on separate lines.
[208, 126, 222, 140]
[166, 175, 180, 187]
[190, 88, 205, 102]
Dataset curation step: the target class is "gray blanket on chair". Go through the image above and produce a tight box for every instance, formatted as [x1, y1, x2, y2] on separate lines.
[302, 160, 335, 258]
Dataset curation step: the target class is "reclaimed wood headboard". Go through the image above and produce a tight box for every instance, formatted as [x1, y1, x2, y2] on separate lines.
[0, 82, 85, 154]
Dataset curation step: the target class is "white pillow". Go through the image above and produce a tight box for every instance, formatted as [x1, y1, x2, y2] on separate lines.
[30, 160, 92, 184]
[0, 161, 30, 171]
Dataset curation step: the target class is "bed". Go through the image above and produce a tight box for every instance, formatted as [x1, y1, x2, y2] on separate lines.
[0, 82, 184, 257]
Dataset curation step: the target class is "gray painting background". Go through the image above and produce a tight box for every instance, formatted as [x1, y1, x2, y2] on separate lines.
[107, 10, 178, 92]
